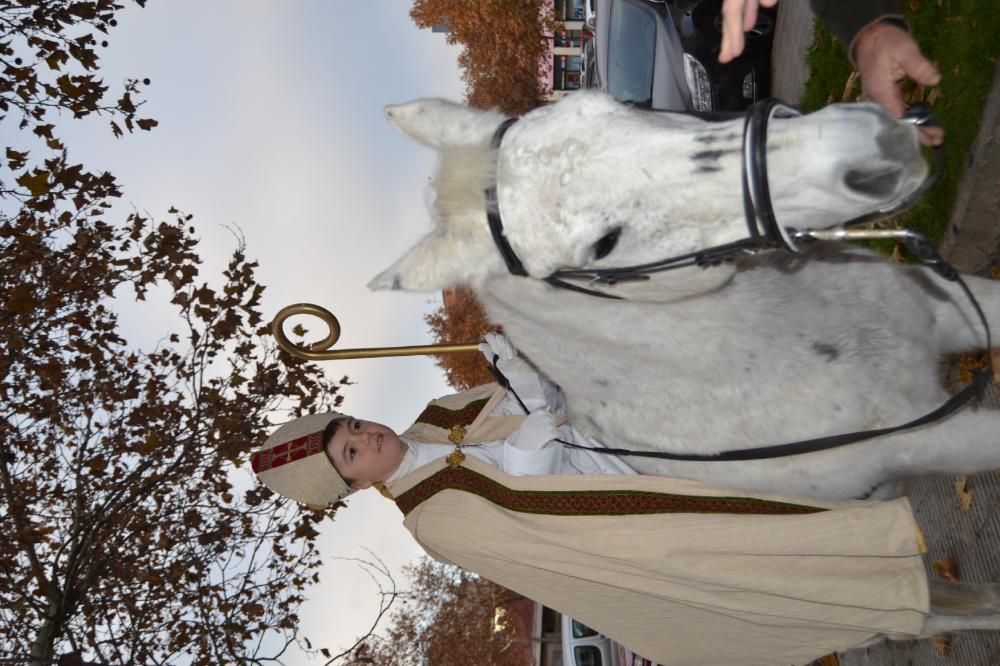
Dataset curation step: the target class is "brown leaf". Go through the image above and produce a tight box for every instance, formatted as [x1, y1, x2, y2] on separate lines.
[931, 557, 958, 582]
[955, 475, 973, 511]
[16, 169, 51, 196]
[890, 242, 906, 264]
[6, 147, 29, 170]
[242, 602, 265, 618]
[841, 71, 859, 102]
[932, 633, 952, 655]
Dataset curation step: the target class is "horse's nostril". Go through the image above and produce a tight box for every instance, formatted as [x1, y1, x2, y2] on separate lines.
[844, 167, 902, 198]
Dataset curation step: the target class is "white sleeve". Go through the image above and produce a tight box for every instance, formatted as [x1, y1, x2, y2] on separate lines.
[502, 439, 563, 476]
[499, 409, 564, 476]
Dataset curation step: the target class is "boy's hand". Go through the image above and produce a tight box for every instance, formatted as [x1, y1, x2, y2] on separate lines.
[479, 331, 517, 363]
[507, 410, 561, 451]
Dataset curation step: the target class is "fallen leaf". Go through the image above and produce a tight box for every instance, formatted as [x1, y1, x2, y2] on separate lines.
[841, 71, 859, 102]
[955, 475, 973, 511]
[993, 348, 1000, 384]
[956, 352, 989, 384]
[932, 557, 958, 582]
[932, 633, 952, 655]
[927, 88, 941, 105]
[891, 242, 906, 264]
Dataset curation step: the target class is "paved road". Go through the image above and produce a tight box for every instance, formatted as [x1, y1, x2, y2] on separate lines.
[771, 5, 1000, 664]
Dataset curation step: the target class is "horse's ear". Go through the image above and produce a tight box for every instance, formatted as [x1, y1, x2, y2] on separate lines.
[368, 230, 495, 292]
[384, 99, 507, 149]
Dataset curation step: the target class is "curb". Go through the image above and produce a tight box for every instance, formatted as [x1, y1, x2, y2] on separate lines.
[939, 56, 1000, 274]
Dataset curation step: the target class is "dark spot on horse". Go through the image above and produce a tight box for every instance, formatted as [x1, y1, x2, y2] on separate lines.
[694, 131, 739, 145]
[391, 276, 401, 291]
[812, 342, 839, 362]
[748, 352, 757, 359]
[599, 401, 608, 408]
[633, 200, 641, 209]
[833, 404, 842, 412]
[696, 165, 722, 173]
[743, 367, 751, 373]
[594, 378, 610, 387]
[691, 149, 729, 162]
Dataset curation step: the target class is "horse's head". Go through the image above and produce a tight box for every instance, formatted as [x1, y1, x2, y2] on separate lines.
[369, 91, 928, 292]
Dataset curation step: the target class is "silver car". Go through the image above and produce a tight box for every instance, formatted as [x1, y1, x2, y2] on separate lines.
[590, 0, 774, 112]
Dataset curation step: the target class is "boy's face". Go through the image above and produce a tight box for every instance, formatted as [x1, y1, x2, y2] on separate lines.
[325, 418, 407, 490]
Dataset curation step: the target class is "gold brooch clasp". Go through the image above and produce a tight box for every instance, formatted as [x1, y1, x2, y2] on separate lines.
[447, 425, 467, 445]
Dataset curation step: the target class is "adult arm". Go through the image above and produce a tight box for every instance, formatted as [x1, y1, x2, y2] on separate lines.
[810, 0, 904, 56]
[720, 0, 942, 144]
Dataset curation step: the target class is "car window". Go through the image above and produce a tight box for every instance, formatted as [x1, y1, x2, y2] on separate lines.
[574, 645, 604, 666]
[572, 619, 598, 638]
[607, 0, 656, 106]
[583, 39, 600, 88]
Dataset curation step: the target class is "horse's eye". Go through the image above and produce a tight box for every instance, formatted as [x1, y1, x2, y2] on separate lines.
[592, 227, 622, 261]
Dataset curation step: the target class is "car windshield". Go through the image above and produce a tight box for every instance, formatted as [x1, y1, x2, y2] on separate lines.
[607, 0, 656, 105]
[572, 620, 598, 638]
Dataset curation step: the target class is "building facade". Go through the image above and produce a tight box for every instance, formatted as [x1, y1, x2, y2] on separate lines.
[544, 0, 588, 101]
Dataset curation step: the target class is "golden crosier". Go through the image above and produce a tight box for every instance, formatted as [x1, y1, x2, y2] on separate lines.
[271, 303, 479, 361]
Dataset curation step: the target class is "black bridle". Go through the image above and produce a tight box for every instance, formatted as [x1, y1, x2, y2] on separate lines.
[482, 99, 993, 462]
[487, 99, 947, 298]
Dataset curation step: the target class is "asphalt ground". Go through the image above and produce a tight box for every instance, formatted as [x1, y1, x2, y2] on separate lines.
[772, 4, 1000, 663]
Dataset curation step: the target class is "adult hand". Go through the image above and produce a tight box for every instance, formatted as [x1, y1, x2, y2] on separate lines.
[479, 331, 517, 363]
[719, 0, 778, 64]
[853, 21, 943, 146]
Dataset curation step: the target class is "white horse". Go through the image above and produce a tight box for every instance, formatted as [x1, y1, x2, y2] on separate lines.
[370, 90, 1000, 503]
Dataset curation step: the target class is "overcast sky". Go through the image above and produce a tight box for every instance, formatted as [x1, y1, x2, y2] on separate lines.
[52, 1, 467, 661]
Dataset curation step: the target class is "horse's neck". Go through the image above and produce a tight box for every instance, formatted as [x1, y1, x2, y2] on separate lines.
[479, 267, 739, 359]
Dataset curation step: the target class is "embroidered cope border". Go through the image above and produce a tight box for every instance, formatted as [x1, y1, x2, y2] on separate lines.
[395, 465, 826, 517]
[413, 398, 490, 431]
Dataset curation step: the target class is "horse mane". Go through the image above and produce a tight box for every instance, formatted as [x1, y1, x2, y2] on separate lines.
[429, 145, 498, 225]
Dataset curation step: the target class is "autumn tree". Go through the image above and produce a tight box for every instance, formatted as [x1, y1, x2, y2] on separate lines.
[0, 160, 358, 664]
[0, 2, 370, 664]
[0, 0, 158, 149]
[424, 285, 499, 390]
[410, 0, 558, 115]
[365, 557, 527, 666]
